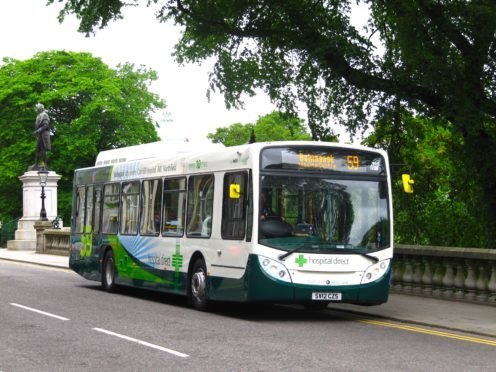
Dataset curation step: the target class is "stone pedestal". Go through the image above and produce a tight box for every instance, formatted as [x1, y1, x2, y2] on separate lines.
[7, 170, 62, 250]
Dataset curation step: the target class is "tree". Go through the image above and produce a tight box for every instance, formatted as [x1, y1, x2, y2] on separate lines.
[0, 51, 164, 222]
[207, 111, 313, 146]
[365, 114, 489, 248]
[49, 1, 496, 245]
[208, 122, 253, 147]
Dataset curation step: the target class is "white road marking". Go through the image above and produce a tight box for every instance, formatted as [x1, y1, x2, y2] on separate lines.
[93, 328, 189, 358]
[10, 303, 70, 321]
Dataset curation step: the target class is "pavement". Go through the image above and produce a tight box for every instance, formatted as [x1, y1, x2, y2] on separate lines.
[0, 247, 68, 269]
[1, 247, 495, 338]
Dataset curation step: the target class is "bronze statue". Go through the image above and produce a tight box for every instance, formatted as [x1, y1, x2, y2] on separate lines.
[31, 103, 51, 170]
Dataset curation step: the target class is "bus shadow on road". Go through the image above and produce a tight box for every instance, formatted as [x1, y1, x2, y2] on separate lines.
[80, 283, 190, 307]
[80, 283, 356, 323]
[211, 302, 358, 322]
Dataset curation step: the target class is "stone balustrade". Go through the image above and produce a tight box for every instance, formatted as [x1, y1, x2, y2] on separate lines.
[42, 228, 70, 256]
[393, 244, 496, 306]
[32, 233, 496, 305]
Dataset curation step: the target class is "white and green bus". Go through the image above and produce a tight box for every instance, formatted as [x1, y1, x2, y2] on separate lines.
[70, 140, 393, 310]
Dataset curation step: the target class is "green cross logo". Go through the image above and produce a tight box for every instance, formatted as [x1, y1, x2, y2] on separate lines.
[172, 253, 183, 270]
[172, 241, 183, 284]
[295, 254, 308, 267]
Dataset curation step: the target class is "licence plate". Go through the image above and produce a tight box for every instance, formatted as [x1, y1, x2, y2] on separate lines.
[312, 292, 342, 301]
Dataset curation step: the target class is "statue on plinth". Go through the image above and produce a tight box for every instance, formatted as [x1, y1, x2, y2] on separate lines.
[29, 103, 51, 171]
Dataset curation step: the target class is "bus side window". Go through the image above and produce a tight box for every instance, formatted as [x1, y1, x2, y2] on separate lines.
[186, 174, 214, 238]
[221, 172, 247, 240]
[246, 170, 253, 242]
[93, 187, 102, 235]
[120, 181, 140, 235]
[75, 185, 86, 234]
[140, 178, 162, 236]
[102, 183, 120, 234]
[162, 177, 186, 237]
[85, 185, 94, 234]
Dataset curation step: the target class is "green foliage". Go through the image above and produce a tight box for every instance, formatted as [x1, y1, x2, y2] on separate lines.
[50, 1, 496, 134]
[0, 51, 164, 222]
[208, 122, 252, 147]
[49, 1, 496, 246]
[365, 114, 490, 248]
[207, 111, 313, 146]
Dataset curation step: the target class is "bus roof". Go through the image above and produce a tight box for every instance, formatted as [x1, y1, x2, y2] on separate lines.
[75, 140, 388, 184]
[95, 140, 225, 166]
[94, 140, 387, 168]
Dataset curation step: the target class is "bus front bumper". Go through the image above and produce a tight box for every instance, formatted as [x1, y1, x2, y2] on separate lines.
[208, 254, 391, 306]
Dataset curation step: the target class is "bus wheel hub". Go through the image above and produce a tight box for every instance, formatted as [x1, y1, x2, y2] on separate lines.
[192, 270, 206, 298]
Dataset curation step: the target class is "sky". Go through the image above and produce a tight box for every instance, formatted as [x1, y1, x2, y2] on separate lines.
[0, 1, 366, 143]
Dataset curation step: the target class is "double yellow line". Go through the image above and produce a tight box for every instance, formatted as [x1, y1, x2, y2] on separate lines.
[359, 319, 496, 347]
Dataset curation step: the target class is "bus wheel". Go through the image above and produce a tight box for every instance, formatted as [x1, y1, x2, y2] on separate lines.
[102, 250, 116, 292]
[304, 301, 329, 311]
[189, 258, 209, 311]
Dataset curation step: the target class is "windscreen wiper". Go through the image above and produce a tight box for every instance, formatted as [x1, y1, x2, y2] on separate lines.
[278, 246, 303, 261]
[278, 247, 379, 263]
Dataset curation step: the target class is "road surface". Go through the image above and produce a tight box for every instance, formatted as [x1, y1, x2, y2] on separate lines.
[0, 261, 494, 371]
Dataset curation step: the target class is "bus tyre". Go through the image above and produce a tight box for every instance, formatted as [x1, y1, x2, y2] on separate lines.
[102, 250, 116, 292]
[304, 301, 329, 311]
[189, 258, 209, 311]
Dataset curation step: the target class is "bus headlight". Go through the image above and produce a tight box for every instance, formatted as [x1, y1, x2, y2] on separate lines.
[258, 256, 292, 283]
[361, 259, 390, 284]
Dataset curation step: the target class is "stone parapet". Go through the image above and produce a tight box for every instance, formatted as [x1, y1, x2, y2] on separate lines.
[393, 244, 496, 306]
[34, 220, 54, 253]
[43, 228, 70, 256]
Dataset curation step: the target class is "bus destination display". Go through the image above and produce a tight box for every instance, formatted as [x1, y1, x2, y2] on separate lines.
[261, 147, 385, 175]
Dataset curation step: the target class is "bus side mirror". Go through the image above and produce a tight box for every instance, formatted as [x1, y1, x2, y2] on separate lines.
[402, 174, 414, 193]
[229, 184, 241, 198]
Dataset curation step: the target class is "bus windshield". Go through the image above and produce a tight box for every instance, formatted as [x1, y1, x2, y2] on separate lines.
[259, 175, 389, 253]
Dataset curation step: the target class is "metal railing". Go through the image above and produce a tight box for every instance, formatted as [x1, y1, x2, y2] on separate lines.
[0, 218, 20, 247]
